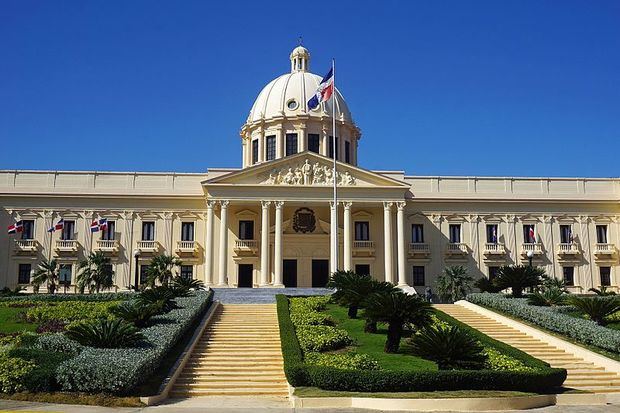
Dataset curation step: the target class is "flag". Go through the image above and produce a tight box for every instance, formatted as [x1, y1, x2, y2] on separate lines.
[48, 219, 64, 233]
[491, 226, 497, 243]
[307, 67, 334, 110]
[529, 226, 536, 243]
[7, 221, 23, 234]
[90, 220, 100, 232]
[91, 218, 107, 232]
[98, 218, 108, 231]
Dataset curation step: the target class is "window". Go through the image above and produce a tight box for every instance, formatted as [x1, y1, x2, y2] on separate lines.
[101, 220, 115, 240]
[252, 139, 259, 164]
[18, 264, 31, 284]
[308, 134, 320, 153]
[488, 266, 500, 281]
[180, 265, 194, 280]
[355, 264, 370, 276]
[181, 222, 194, 241]
[59, 264, 72, 285]
[523, 224, 536, 243]
[265, 135, 276, 161]
[239, 220, 254, 240]
[486, 224, 498, 243]
[344, 141, 351, 163]
[61, 220, 75, 240]
[596, 225, 608, 244]
[563, 267, 575, 286]
[354, 221, 369, 241]
[328, 136, 339, 159]
[139, 265, 149, 285]
[21, 220, 34, 239]
[560, 225, 573, 244]
[412, 224, 424, 243]
[285, 133, 298, 156]
[449, 224, 461, 243]
[142, 221, 155, 241]
[600, 267, 611, 287]
[412, 266, 425, 286]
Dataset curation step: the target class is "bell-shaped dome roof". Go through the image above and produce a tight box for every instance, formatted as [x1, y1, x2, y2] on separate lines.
[245, 47, 354, 125]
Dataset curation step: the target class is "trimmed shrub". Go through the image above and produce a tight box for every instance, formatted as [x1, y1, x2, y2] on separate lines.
[484, 347, 533, 372]
[305, 352, 380, 370]
[467, 293, 620, 352]
[296, 325, 352, 352]
[290, 310, 333, 326]
[55, 290, 213, 393]
[0, 292, 133, 303]
[34, 333, 83, 356]
[25, 301, 119, 322]
[289, 296, 330, 312]
[7, 347, 71, 391]
[0, 354, 36, 393]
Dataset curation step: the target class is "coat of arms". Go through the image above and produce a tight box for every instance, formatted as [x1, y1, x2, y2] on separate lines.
[293, 207, 316, 233]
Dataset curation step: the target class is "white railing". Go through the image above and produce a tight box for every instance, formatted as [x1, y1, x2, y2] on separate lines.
[595, 243, 615, 254]
[409, 243, 430, 253]
[557, 242, 579, 254]
[353, 240, 375, 249]
[137, 240, 158, 251]
[97, 239, 118, 250]
[55, 239, 78, 251]
[177, 240, 196, 251]
[235, 239, 258, 249]
[14, 239, 37, 249]
[484, 242, 506, 254]
[522, 243, 542, 254]
[447, 243, 468, 254]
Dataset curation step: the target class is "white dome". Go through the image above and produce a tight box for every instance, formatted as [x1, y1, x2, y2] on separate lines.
[246, 47, 354, 125]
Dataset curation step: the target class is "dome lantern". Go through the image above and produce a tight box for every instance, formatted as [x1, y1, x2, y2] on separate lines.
[290, 46, 310, 73]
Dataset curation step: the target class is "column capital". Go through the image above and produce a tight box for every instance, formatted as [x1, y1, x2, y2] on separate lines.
[396, 201, 406, 210]
[261, 200, 272, 208]
[274, 200, 284, 209]
[219, 200, 230, 208]
[80, 210, 95, 219]
[43, 210, 54, 219]
[383, 201, 394, 210]
[343, 201, 352, 209]
[505, 214, 517, 222]
[329, 201, 338, 209]
[206, 200, 217, 209]
[163, 211, 175, 220]
[431, 214, 443, 224]
[579, 215, 591, 224]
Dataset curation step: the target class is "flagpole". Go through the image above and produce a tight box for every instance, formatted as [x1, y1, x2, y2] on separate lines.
[332, 57, 338, 273]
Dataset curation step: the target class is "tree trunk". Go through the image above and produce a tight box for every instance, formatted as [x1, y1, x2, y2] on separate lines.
[364, 319, 377, 333]
[513, 287, 523, 298]
[348, 305, 358, 319]
[49, 283, 56, 294]
[384, 322, 402, 353]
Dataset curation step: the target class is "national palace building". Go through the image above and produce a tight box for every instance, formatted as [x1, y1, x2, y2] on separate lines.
[1, 46, 619, 293]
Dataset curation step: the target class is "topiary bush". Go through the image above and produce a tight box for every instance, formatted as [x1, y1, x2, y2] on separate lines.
[25, 301, 119, 323]
[484, 347, 533, 372]
[305, 352, 380, 370]
[295, 325, 352, 352]
[34, 333, 82, 356]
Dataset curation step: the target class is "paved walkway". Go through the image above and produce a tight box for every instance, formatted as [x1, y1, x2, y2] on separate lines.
[212, 288, 331, 304]
[435, 304, 620, 393]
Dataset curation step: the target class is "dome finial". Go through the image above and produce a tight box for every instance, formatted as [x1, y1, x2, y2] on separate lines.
[290, 42, 310, 73]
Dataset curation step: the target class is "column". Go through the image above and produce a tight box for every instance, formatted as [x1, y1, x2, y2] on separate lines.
[163, 212, 173, 252]
[204, 201, 215, 286]
[276, 128, 284, 159]
[343, 202, 352, 271]
[330, 201, 338, 273]
[506, 214, 517, 265]
[42, 210, 53, 259]
[273, 201, 284, 287]
[122, 211, 135, 288]
[298, 126, 306, 153]
[383, 202, 394, 283]
[580, 215, 594, 290]
[396, 202, 407, 286]
[260, 201, 271, 286]
[542, 216, 556, 278]
[469, 215, 481, 269]
[82, 210, 94, 253]
[321, 126, 329, 157]
[217, 200, 229, 287]
[258, 131, 265, 163]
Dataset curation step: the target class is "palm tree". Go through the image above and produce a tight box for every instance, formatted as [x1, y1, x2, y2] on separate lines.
[589, 286, 617, 296]
[568, 295, 620, 326]
[435, 265, 474, 303]
[364, 291, 433, 353]
[32, 259, 59, 294]
[145, 254, 182, 287]
[493, 265, 545, 298]
[77, 251, 114, 293]
[327, 271, 397, 318]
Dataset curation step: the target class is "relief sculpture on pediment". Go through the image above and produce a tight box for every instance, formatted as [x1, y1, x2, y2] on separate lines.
[263, 159, 356, 186]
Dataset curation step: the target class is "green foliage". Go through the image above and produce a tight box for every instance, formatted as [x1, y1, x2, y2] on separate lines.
[327, 271, 397, 318]
[135, 286, 177, 314]
[0, 353, 36, 393]
[34, 333, 83, 356]
[145, 254, 182, 287]
[541, 276, 568, 292]
[409, 325, 488, 370]
[32, 258, 60, 294]
[110, 300, 161, 327]
[56, 290, 213, 393]
[589, 286, 617, 296]
[474, 277, 502, 293]
[0, 292, 133, 303]
[25, 301, 119, 323]
[435, 266, 475, 303]
[290, 296, 331, 312]
[66, 319, 144, 348]
[77, 251, 114, 294]
[467, 293, 620, 352]
[0, 286, 26, 297]
[484, 348, 534, 372]
[296, 325, 353, 352]
[568, 295, 620, 326]
[364, 292, 433, 353]
[170, 276, 205, 295]
[7, 347, 71, 391]
[305, 352, 380, 370]
[290, 310, 333, 326]
[493, 265, 545, 298]
[527, 288, 567, 307]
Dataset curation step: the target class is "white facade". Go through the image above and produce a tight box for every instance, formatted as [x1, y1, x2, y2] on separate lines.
[1, 47, 619, 293]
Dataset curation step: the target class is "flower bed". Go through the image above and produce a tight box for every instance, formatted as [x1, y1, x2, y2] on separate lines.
[467, 293, 620, 352]
[276, 294, 566, 392]
[55, 290, 213, 393]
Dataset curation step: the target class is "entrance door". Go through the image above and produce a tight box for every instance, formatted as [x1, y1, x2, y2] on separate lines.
[238, 264, 253, 288]
[312, 259, 329, 288]
[283, 259, 297, 287]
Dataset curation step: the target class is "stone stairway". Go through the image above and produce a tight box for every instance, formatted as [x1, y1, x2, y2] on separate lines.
[435, 304, 620, 393]
[169, 304, 289, 398]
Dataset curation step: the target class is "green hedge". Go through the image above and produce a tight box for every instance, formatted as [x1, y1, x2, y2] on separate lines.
[276, 295, 566, 392]
[0, 292, 132, 303]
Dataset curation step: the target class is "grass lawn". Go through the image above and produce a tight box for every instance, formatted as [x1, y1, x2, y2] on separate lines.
[294, 386, 537, 399]
[0, 305, 37, 333]
[0, 392, 143, 407]
[325, 303, 437, 371]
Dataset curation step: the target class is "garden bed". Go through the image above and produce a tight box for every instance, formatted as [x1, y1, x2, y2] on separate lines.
[277, 294, 566, 393]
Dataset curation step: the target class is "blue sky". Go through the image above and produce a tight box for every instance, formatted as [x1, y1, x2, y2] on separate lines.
[1, 1, 619, 177]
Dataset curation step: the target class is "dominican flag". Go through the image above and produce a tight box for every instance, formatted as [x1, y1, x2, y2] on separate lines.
[529, 226, 536, 243]
[307, 67, 334, 110]
[7, 221, 23, 234]
[491, 226, 498, 243]
[48, 219, 64, 233]
[90, 218, 108, 232]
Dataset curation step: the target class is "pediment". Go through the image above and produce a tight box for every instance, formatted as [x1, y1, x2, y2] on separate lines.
[203, 151, 408, 189]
